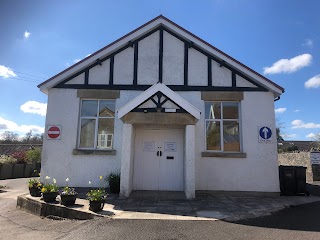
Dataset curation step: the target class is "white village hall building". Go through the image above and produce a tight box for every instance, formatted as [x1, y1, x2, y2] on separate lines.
[38, 16, 284, 199]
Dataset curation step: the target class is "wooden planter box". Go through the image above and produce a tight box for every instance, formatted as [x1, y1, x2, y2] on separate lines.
[0, 163, 35, 179]
[0, 164, 14, 180]
[24, 164, 33, 178]
[12, 164, 25, 178]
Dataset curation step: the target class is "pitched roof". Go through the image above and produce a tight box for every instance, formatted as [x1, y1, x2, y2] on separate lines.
[38, 15, 284, 95]
[0, 144, 42, 155]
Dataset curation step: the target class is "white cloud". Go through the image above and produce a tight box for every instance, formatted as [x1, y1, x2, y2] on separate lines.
[73, 58, 82, 63]
[305, 74, 320, 89]
[275, 108, 286, 114]
[263, 54, 312, 74]
[291, 119, 320, 129]
[73, 54, 92, 64]
[302, 39, 313, 48]
[294, 109, 300, 112]
[281, 133, 297, 139]
[0, 65, 17, 78]
[20, 101, 47, 116]
[0, 117, 44, 136]
[24, 31, 31, 39]
[306, 133, 317, 139]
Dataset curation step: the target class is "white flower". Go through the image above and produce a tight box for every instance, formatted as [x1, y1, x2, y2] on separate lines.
[45, 176, 50, 180]
[88, 181, 91, 185]
[53, 178, 57, 184]
[66, 178, 69, 182]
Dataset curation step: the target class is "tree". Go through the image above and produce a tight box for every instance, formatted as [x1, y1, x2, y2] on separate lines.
[276, 117, 285, 142]
[0, 131, 19, 143]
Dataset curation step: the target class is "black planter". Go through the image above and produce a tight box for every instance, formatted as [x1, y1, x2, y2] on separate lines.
[60, 194, 77, 206]
[110, 183, 120, 194]
[29, 187, 41, 197]
[89, 200, 105, 212]
[42, 192, 58, 203]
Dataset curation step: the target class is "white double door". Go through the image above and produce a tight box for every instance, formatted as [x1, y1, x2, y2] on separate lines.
[133, 129, 184, 191]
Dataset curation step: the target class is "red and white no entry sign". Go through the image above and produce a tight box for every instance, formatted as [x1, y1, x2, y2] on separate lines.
[47, 125, 61, 140]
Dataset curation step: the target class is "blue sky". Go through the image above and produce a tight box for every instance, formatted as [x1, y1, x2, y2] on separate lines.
[0, 0, 319, 140]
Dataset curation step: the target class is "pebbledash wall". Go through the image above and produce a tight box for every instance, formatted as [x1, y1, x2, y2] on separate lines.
[42, 88, 279, 192]
[39, 16, 283, 196]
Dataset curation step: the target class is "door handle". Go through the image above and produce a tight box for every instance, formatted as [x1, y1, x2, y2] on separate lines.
[156, 151, 159, 156]
[159, 151, 162, 157]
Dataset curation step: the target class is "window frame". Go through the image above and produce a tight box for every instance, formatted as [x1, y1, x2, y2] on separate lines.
[77, 99, 115, 150]
[204, 101, 242, 153]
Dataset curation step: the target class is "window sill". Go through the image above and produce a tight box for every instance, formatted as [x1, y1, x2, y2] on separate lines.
[201, 152, 246, 158]
[73, 149, 116, 155]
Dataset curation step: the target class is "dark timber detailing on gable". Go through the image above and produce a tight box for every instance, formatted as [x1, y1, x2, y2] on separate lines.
[84, 70, 89, 85]
[159, 28, 164, 83]
[133, 42, 138, 85]
[109, 56, 114, 85]
[232, 72, 236, 87]
[54, 25, 267, 92]
[208, 57, 212, 86]
[132, 91, 187, 113]
[184, 42, 189, 86]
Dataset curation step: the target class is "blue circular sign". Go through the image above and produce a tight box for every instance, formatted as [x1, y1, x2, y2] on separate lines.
[259, 127, 272, 139]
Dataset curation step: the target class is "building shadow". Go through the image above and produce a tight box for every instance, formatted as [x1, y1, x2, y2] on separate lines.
[231, 182, 320, 232]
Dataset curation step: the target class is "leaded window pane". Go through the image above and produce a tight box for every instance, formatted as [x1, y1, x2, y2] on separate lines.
[206, 121, 221, 150]
[81, 100, 98, 117]
[99, 100, 115, 117]
[205, 102, 221, 119]
[223, 121, 240, 152]
[79, 119, 96, 148]
[223, 102, 238, 119]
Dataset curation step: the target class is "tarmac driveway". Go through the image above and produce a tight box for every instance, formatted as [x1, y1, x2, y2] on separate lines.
[1, 178, 320, 239]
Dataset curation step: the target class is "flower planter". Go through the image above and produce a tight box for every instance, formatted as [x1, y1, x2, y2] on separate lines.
[29, 187, 41, 197]
[60, 194, 77, 206]
[42, 192, 58, 203]
[89, 200, 105, 212]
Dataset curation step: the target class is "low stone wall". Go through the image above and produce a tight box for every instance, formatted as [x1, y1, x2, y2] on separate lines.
[278, 152, 313, 182]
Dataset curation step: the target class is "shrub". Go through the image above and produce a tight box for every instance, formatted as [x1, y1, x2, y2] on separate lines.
[11, 151, 27, 164]
[106, 172, 120, 193]
[26, 148, 41, 163]
[0, 155, 17, 164]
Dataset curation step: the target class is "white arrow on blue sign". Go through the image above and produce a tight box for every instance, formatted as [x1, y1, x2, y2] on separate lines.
[259, 126, 273, 143]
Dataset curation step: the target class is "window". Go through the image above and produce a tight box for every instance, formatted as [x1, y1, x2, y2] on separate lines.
[205, 102, 240, 152]
[79, 100, 115, 149]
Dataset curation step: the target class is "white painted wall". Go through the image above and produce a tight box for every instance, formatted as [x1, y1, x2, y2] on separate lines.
[137, 31, 159, 85]
[43, 87, 279, 193]
[89, 59, 110, 85]
[65, 73, 84, 84]
[188, 48, 207, 86]
[114, 47, 134, 85]
[162, 31, 184, 85]
[236, 75, 257, 88]
[195, 91, 279, 192]
[211, 60, 232, 86]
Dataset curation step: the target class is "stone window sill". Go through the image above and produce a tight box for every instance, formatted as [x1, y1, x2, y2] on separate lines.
[73, 149, 116, 155]
[201, 152, 246, 158]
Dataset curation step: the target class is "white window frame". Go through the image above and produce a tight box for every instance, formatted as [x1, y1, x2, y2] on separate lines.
[78, 99, 115, 150]
[204, 101, 242, 152]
